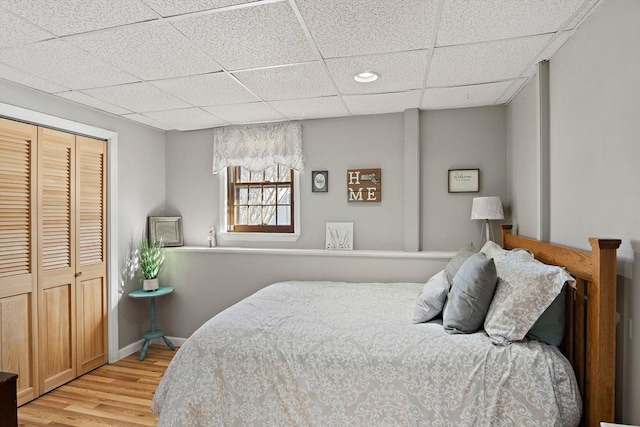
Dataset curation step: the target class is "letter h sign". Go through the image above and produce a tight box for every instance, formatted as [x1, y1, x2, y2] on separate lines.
[347, 168, 381, 202]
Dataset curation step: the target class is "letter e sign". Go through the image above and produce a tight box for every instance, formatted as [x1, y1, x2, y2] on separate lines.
[347, 168, 381, 202]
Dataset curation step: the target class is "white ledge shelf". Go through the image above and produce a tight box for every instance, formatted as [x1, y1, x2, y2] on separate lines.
[166, 246, 456, 260]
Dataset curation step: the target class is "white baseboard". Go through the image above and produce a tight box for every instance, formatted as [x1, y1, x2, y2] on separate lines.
[117, 336, 187, 361]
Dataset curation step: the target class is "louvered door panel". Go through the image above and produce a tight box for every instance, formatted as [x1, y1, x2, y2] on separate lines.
[37, 127, 76, 393]
[75, 136, 107, 375]
[0, 118, 38, 405]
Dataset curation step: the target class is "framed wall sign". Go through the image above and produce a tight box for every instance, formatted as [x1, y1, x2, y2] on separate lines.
[148, 216, 184, 247]
[448, 169, 479, 193]
[347, 168, 382, 202]
[312, 170, 328, 192]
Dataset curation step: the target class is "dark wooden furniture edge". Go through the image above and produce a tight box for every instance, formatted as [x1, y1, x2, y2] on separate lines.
[501, 224, 621, 427]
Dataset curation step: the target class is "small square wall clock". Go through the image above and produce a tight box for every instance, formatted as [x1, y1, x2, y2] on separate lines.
[312, 170, 328, 192]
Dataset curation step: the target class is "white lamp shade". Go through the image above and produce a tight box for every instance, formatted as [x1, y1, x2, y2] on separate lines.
[471, 197, 504, 220]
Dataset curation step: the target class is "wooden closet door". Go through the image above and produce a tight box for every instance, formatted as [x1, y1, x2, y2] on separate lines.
[75, 136, 107, 375]
[37, 127, 76, 393]
[0, 118, 39, 405]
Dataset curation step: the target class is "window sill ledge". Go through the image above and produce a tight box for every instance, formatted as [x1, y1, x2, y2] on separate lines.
[166, 246, 456, 260]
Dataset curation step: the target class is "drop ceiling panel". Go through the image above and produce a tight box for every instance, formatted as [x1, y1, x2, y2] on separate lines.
[172, 1, 315, 70]
[234, 62, 337, 101]
[437, 0, 585, 47]
[421, 81, 514, 110]
[203, 102, 285, 124]
[343, 90, 421, 116]
[149, 72, 259, 106]
[427, 34, 552, 87]
[269, 96, 349, 120]
[140, 0, 254, 17]
[0, 10, 53, 49]
[295, 0, 438, 58]
[69, 21, 221, 80]
[143, 108, 227, 130]
[81, 82, 191, 112]
[0, 63, 69, 93]
[0, 0, 159, 36]
[0, 40, 140, 90]
[326, 50, 429, 95]
[56, 91, 133, 115]
[122, 113, 173, 130]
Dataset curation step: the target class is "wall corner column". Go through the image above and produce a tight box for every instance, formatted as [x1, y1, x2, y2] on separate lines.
[403, 109, 420, 251]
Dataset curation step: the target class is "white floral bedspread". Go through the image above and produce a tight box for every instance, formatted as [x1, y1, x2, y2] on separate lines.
[152, 281, 581, 426]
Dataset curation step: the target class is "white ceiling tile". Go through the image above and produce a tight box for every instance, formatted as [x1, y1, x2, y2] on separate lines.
[203, 102, 285, 124]
[565, 0, 600, 30]
[122, 113, 173, 130]
[172, 1, 315, 70]
[343, 90, 421, 116]
[0, 63, 70, 93]
[234, 62, 337, 101]
[427, 34, 552, 87]
[149, 72, 258, 106]
[295, 0, 438, 58]
[437, 0, 585, 47]
[0, 40, 139, 89]
[326, 50, 428, 95]
[143, 108, 227, 130]
[269, 96, 349, 120]
[81, 82, 191, 112]
[421, 81, 515, 110]
[56, 91, 133, 115]
[0, 9, 53, 48]
[140, 0, 254, 17]
[69, 21, 221, 80]
[0, 0, 158, 36]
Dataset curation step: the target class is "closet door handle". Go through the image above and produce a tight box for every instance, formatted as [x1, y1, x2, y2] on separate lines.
[75, 272, 82, 278]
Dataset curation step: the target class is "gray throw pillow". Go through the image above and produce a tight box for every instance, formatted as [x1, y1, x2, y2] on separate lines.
[526, 285, 566, 346]
[444, 243, 476, 286]
[443, 253, 498, 334]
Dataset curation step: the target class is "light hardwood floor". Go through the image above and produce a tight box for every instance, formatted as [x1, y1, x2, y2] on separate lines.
[18, 346, 176, 426]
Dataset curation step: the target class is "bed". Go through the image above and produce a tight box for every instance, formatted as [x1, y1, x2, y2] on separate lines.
[152, 226, 620, 427]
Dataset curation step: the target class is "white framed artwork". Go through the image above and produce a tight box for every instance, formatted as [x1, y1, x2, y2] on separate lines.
[325, 222, 353, 250]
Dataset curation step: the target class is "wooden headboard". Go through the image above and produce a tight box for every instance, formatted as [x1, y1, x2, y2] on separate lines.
[501, 225, 621, 427]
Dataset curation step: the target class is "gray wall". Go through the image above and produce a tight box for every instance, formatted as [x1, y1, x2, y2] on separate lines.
[0, 81, 167, 348]
[506, 0, 640, 423]
[166, 113, 407, 250]
[506, 78, 539, 238]
[421, 106, 508, 250]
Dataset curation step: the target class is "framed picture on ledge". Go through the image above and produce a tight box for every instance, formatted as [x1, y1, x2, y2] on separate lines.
[148, 216, 183, 247]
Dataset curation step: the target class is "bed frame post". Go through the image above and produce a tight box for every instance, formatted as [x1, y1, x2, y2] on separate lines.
[586, 238, 621, 426]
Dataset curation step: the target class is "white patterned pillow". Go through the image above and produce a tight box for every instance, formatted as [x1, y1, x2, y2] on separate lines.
[483, 250, 575, 345]
[412, 270, 449, 323]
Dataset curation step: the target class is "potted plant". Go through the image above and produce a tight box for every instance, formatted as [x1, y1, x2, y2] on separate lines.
[139, 237, 165, 291]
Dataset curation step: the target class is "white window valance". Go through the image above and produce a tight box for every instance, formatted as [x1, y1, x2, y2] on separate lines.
[212, 122, 304, 173]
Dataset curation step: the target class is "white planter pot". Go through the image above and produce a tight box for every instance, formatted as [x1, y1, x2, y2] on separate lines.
[143, 278, 159, 291]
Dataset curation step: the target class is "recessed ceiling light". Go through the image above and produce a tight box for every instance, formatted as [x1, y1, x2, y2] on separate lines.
[354, 71, 380, 83]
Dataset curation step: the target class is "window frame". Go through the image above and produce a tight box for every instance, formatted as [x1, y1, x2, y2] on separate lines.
[218, 167, 301, 242]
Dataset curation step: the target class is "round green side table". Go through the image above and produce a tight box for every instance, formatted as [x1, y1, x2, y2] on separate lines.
[128, 286, 176, 361]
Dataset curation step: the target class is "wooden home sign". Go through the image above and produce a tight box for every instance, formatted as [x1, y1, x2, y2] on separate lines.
[347, 168, 382, 202]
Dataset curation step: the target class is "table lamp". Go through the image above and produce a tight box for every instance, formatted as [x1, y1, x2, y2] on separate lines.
[471, 196, 504, 245]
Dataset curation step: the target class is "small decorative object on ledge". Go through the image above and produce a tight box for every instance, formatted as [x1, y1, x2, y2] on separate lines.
[448, 169, 479, 193]
[312, 170, 328, 192]
[326, 222, 354, 250]
[208, 227, 217, 247]
[347, 168, 381, 202]
[149, 216, 184, 247]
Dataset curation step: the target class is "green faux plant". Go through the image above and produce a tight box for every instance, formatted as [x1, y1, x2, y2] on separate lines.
[139, 237, 165, 280]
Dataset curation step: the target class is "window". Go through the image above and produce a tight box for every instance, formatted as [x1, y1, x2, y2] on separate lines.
[226, 165, 295, 233]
